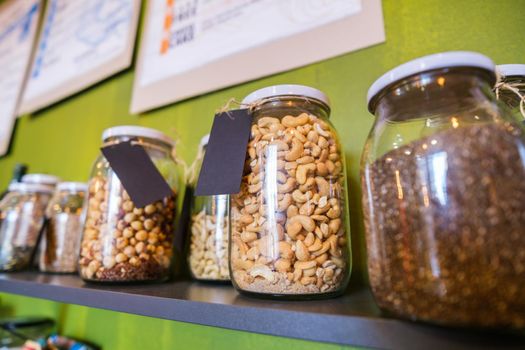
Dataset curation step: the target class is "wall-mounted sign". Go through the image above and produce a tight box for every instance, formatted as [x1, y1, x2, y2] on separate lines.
[131, 0, 385, 113]
[0, 0, 41, 157]
[19, 0, 141, 115]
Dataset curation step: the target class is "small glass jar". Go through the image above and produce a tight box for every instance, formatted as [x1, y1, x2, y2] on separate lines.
[230, 85, 352, 299]
[496, 64, 525, 120]
[0, 183, 53, 271]
[362, 52, 525, 329]
[79, 126, 179, 283]
[188, 135, 230, 282]
[39, 182, 87, 273]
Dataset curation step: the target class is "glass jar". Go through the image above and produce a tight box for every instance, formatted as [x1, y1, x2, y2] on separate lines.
[20, 173, 60, 269]
[79, 126, 179, 283]
[39, 182, 87, 273]
[496, 64, 525, 120]
[0, 183, 53, 271]
[188, 135, 230, 282]
[230, 85, 351, 299]
[362, 52, 525, 329]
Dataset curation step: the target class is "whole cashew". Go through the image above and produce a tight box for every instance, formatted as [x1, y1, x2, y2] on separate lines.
[296, 163, 316, 185]
[287, 215, 316, 232]
[285, 138, 304, 161]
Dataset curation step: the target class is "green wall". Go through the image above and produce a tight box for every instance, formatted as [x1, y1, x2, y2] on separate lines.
[0, 0, 523, 349]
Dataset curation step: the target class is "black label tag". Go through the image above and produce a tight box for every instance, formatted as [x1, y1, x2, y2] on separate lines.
[195, 109, 252, 196]
[101, 141, 174, 208]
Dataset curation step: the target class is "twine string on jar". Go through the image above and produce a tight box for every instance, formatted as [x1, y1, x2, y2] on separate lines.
[494, 72, 525, 120]
[185, 141, 206, 186]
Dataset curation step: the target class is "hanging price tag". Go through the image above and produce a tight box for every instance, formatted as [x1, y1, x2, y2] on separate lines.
[195, 109, 252, 196]
[101, 141, 174, 207]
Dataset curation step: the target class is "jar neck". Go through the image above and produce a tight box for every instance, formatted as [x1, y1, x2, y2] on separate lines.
[371, 68, 497, 123]
[498, 76, 525, 110]
[103, 135, 173, 155]
[251, 96, 330, 119]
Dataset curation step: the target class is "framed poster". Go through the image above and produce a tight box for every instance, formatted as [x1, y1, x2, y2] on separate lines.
[0, 0, 42, 157]
[131, 0, 384, 113]
[19, 0, 141, 115]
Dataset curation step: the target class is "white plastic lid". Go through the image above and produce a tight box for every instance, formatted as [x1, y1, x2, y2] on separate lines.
[102, 125, 176, 147]
[367, 51, 495, 105]
[497, 64, 525, 78]
[199, 134, 210, 147]
[56, 182, 88, 192]
[8, 182, 54, 194]
[242, 84, 331, 107]
[22, 174, 60, 186]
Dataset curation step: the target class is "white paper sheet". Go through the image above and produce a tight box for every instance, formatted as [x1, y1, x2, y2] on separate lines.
[140, 0, 361, 86]
[20, 0, 141, 115]
[0, 0, 41, 156]
[132, 0, 384, 113]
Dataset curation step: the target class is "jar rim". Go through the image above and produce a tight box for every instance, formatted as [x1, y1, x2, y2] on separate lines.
[242, 84, 331, 108]
[8, 182, 54, 194]
[497, 64, 525, 78]
[102, 125, 176, 147]
[367, 51, 495, 108]
[22, 173, 60, 186]
[56, 182, 88, 192]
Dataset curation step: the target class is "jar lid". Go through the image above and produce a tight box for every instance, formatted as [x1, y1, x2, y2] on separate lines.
[56, 182, 88, 192]
[8, 182, 54, 194]
[22, 173, 60, 186]
[242, 84, 331, 108]
[102, 125, 176, 147]
[199, 134, 210, 147]
[367, 51, 496, 107]
[497, 64, 525, 78]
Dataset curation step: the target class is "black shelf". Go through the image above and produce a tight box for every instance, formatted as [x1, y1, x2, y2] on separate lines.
[0, 272, 523, 350]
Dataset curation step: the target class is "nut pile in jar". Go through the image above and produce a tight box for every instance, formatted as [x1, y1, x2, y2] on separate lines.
[79, 175, 176, 282]
[363, 122, 525, 328]
[231, 113, 349, 295]
[188, 209, 229, 281]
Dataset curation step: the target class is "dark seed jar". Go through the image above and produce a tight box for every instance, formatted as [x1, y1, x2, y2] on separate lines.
[362, 51, 525, 329]
[79, 126, 179, 283]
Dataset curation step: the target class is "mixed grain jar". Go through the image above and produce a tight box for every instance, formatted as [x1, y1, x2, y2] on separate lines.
[188, 135, 230, 282]
[79, 126, 179, 283]
[496, 64, 525, 120]
[39, 182, 87, 273]
[0, 183, 53, 271]
[230, 85, 351, 299]
[362, 52, 525, 329]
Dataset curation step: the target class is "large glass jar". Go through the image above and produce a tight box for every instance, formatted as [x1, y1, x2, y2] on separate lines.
[0, 183, 53, 271]
[230, 85, 351, 299]
[188, 135, 230, 282]
[79, 126, 179, 283]
[39, 182, 87, 273]
[496, 64, 525, 120]
[362, 52, 525, 329]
